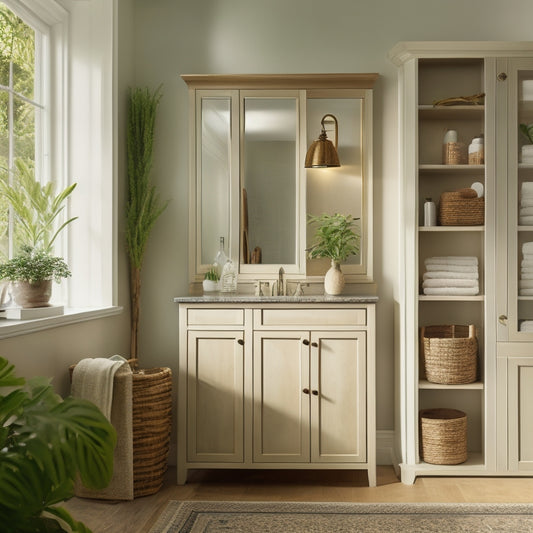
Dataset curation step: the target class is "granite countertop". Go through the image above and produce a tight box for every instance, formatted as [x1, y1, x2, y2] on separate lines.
[173, 294, 378, 304]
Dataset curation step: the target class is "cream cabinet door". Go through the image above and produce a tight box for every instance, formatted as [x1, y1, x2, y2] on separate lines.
[187, 330, 244, 463]
[310, 331, 366, 463]
[508, 357, 533, 471]
[253, 330, 310, 462]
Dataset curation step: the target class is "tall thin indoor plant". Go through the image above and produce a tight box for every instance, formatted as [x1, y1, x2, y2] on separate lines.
[126, 86, 168, 363]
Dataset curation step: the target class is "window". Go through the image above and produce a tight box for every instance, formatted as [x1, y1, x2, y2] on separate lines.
[0, 2, 44, 258]
[0, 0, 120, 337]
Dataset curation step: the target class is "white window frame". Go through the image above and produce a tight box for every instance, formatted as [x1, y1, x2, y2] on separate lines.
[0, 0, 121, 339]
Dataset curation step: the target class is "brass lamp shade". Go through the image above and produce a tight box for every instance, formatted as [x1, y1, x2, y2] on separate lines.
[305, 114, 340, 168]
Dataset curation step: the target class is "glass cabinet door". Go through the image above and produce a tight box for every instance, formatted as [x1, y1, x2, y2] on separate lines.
[508, 59, 533, 340]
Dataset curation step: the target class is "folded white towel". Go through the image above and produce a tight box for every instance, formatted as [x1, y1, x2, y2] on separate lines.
[425, 256, 478, 266]
[520, 288, 533, 296]
[520, 215, 533, 225]
[521, 199, 533, 208]
[520, 320, 533, 331]
[521, 207, 533, 216]
[520, 280, 533, 289]
[522, 259, 533, 268]
[523, 253, 533, 261]
[423, 287, 479, 296]
[520, 272, 533, 280]
[423, 271, 479, 280]
[71, 355, 129, 420]
[425, 264, 479, 274]
[522, 182, 533, 194]
[522, 268, 533, 274]
[523, 242, 533, 255]
[422, 278, 479, 288]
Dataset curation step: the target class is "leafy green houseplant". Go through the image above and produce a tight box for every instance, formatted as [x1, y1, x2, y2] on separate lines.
[0, 356, 116, 533]
[203, 266, 220, 292]
[0, 246, 71, 308]
[307, 213, 360, 295]
[126, 86, 168, 362]
[0, 160, 77, 308]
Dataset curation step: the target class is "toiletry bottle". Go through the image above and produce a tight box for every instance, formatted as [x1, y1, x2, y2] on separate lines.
[213, 236, 227, 276]
[424, 198, 437, 226]
[221, 259, 237, 292]
[468, 135, 484, 165]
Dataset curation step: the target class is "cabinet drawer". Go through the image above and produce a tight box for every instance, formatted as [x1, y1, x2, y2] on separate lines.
[257, 308, 366, 327]
[187, 308, 244, 326]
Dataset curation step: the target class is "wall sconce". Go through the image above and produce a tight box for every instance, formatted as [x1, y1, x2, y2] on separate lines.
[304, 114, 340, 168]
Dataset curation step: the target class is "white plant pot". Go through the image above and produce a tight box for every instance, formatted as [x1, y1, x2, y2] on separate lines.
[202, 279, 219, 292]
[324, 260, 345, 295]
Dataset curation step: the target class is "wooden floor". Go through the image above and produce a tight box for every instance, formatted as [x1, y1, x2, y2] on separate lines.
[63, 466, 533, 532]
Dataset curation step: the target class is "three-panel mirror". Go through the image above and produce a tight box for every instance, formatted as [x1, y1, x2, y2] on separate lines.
[184, 75, 376, 290]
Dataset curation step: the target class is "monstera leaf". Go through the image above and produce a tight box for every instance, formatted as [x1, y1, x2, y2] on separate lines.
[0, 357, 116, 533]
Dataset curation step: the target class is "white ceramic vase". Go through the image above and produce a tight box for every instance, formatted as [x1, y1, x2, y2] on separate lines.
[324, 260, 344, 295]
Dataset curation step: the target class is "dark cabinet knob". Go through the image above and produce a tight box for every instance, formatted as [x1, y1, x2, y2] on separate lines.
[302, 339, 310, 345]
[303, 388, 310, 394]
[237, 339, 244, 345]
[311, 342, 318, 347]
[312, 390, 319, 396]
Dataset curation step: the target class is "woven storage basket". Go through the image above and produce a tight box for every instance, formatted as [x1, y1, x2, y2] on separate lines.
[442, 142, 467, 164]
[131, 365, 172, 497]
[69, 362, 172, 498]
[421, 325, 478, 385]
[438, 191, 484, 225]
[419, 408, 467, 465]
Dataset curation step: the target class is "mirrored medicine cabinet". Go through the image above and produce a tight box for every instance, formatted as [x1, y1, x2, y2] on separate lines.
[182, 73, 378, 291]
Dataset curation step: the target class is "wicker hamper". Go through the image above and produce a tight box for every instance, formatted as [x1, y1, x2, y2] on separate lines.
[419, 408, 467, 465]
[421, 325, 478, 385]
[70, 362, 172, 498]
[438, 191, 484, 225]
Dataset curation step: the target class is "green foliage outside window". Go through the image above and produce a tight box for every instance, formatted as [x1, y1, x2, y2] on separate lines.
[0, 3, 38, 260]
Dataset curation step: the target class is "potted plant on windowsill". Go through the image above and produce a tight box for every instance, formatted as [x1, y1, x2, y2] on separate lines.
[307, 213, 360, 295]
[0, 159, 77, 308]
[0, 245, 71, 308]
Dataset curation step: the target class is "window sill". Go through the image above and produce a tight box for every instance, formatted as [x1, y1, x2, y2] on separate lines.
[0, 306, 123, 340]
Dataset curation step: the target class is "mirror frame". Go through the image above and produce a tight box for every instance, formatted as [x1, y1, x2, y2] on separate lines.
[182, 74, 378, 291]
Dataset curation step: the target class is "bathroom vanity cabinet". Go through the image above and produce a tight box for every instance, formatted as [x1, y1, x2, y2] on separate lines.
[175, 297, 376, 486]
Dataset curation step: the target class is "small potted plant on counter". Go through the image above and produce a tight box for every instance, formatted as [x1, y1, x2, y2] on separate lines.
[307, 212, 360, 295]
[203, 266, 220, 292]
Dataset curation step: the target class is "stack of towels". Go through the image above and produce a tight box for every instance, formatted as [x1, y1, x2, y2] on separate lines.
[519, 182, 533, 225]
[519, 242, 533, 296]
[422, 256, 479, 296]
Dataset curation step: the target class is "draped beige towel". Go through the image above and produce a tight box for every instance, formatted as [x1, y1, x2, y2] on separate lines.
[71, 356, 133, 500]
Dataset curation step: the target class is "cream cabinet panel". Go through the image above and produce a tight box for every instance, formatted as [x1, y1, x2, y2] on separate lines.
[311, 332, 366, 463]
[253, 331, 310, 462]
[186, 330, 244, 463]
[508, 357, 533, 471]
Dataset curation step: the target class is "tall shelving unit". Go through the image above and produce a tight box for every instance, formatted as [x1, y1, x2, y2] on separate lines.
[389, 42, 533, 484]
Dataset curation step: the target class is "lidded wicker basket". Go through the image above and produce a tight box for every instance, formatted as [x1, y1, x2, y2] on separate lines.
[419, 408, 467, 465]
[438, 191, 484, 225]
[421, 325, 478, 385]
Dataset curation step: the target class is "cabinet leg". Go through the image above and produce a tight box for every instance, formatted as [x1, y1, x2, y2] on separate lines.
[177, 465, 187, 485]
[367, 467, 377, 487]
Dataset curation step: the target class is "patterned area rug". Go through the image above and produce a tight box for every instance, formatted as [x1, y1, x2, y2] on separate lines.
[149, 501, 533, 532]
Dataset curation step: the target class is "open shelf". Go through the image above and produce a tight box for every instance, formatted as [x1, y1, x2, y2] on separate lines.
[419, 226, 484, 232]
[419, 105, 484, 120]
[419, 164, 485, 173]
[419, 379, 483, 390]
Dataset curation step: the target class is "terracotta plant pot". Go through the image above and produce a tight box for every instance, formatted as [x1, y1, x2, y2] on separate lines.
[11, 280, 52, 308]
[324, 260, 345, 295]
